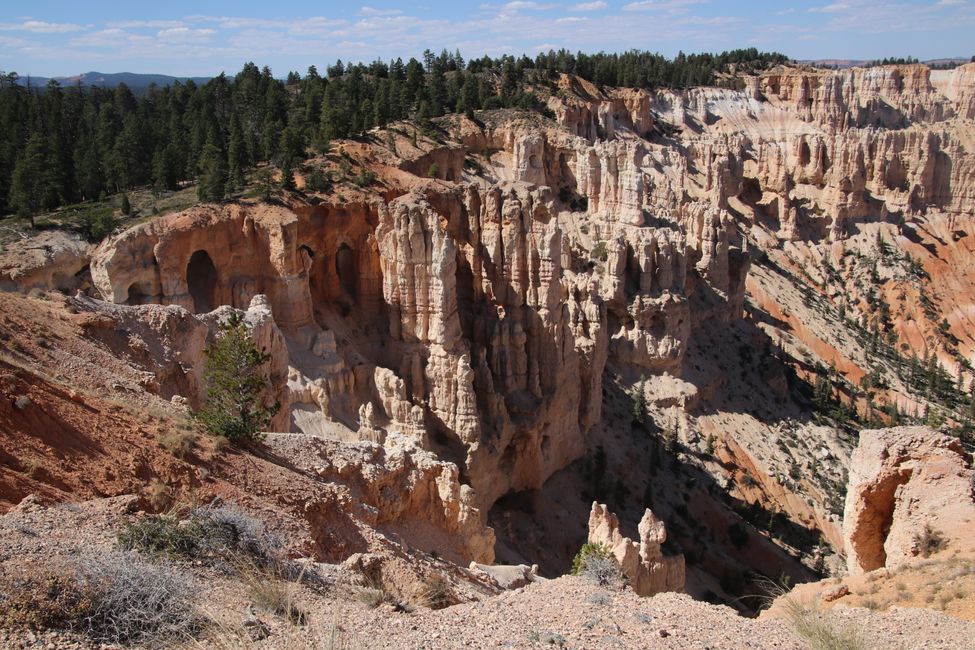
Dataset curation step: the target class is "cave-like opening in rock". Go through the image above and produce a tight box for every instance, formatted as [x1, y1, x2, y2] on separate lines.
[799, 140, 811, 167]
[335, 243, 357, 300]
[456, 251, 476, 341]
[649, 312, 667, 339]
[624, 245, 641, 298]
[126, 283, 150, 306]
[851, 470, 912, 573]
[187, 249, 218, 314]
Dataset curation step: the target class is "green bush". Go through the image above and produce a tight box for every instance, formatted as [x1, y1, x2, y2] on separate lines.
[591, 241, 609, 262]
[76, 206, 118, 242]
[570, 542, 621, 585]
[194, 312, 279, 443]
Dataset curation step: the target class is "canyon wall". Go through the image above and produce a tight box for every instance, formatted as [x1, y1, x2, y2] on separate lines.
[26, 60, 968, 576]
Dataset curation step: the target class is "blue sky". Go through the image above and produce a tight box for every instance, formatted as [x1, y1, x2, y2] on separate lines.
[1, 1, 973, 77]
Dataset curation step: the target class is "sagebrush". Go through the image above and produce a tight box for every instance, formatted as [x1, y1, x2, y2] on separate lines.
[0, 551, 202, 646]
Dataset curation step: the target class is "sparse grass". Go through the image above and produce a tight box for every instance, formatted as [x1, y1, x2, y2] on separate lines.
[758, 577, 867, 650]
[355, 585, 388, 609]
[211, 434, 232, 453]
[159, 429, 197, 459]
[785, 597, 868, 650]
[0, 551, 202, 646]
[352, 573, 393, 609]
[412, 575, 456, 610]
[144, 478, 172, 510]
[235, 560, 306, 624]
[200, 612, 359, 649]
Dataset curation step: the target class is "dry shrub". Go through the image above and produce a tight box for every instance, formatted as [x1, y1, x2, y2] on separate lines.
[119, 503, 305, 623]
[21, 457, 41, 478]
[413, 574, 456, 610]
[0, 551, 202, 646]
[118, 503, 284, 570]
[354, 574, 391, 609]
[571, 542, 623, 587]
[144, 478, 172, 511]
[159, 430, 197, 459]
[235, 560, 306, 624]
[758, 578, 866, 650]
[915, 524, 948, 558]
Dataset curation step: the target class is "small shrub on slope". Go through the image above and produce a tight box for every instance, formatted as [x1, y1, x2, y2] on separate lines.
[571, 542, 622, 586]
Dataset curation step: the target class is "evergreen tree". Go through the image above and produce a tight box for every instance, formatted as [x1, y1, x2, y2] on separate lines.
[195, 312, 280, 443]
[226, 113, 246, 193]
[8, 132, 60, 227]
[196, 136, 227, 202]
[633, 377, 648, 428]
[120, 193, 131, 215]
[280, 156, 296, 191]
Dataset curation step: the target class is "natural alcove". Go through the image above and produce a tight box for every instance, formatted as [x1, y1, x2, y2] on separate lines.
[335, 243, 357, 301]
[186, 250, 218, 314]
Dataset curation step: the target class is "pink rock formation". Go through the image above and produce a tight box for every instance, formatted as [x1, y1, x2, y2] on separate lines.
[843, 426, 975, 575]
[588, 502, 684, 596]
[0, 230, 90, 293]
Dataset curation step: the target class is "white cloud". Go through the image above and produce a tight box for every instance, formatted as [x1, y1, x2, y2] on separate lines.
[107, 20, 185, 29]
[156, 27, 215, 43]
[569, 1, 607, 11]
[623, 0, 705, 12]
[358, 6, 404, 15]
[809, 3, 850, 13]
[495, 1, 556, 11]
[0, 20, 85, 33]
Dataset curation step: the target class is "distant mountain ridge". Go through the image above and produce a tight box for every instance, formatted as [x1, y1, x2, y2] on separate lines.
[14, 71, 212, 90]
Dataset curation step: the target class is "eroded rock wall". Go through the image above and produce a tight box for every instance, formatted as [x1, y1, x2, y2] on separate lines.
[843, 426, 975, 575]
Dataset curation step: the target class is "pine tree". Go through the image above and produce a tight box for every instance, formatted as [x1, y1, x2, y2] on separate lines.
[195, 312, 280, 443]
[120, 193, 131, 215]
[280, 156, 296, 191]
[633, 377, 648, 428]
[196, 136, 227, 202]
[226, 113, 246, 193]
[256, 167, 274, 201]
[8, 132, 60, 228]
